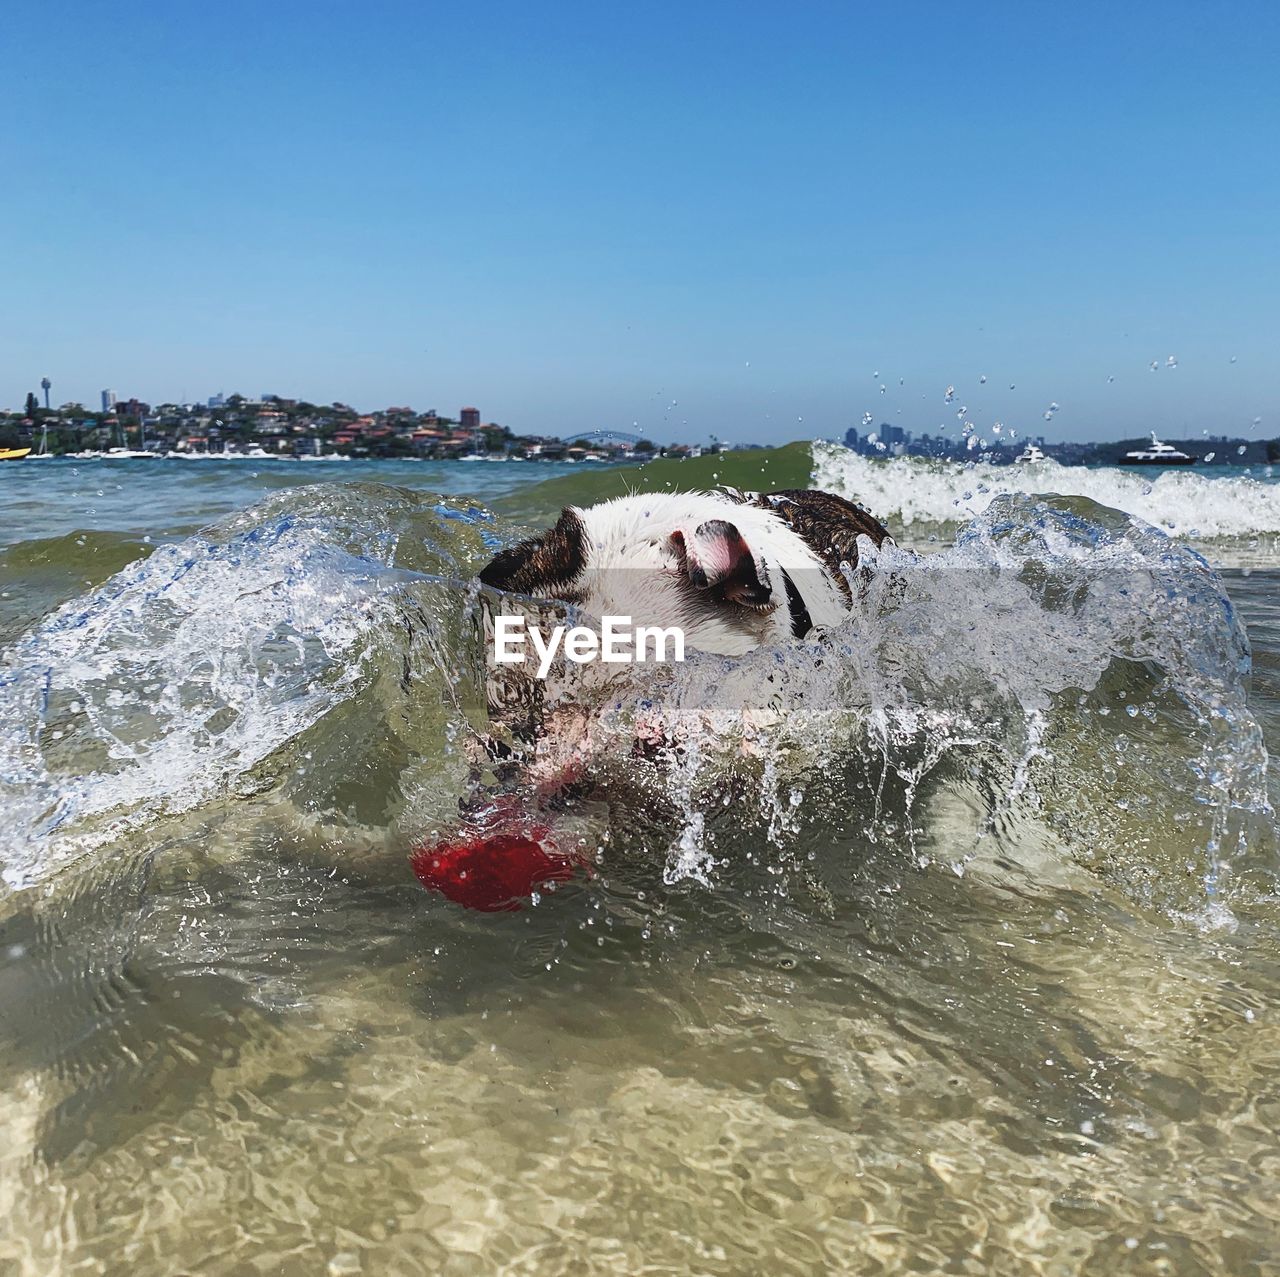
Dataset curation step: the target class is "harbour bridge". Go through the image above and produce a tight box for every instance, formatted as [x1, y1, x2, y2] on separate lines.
[560, 428, 647, 447]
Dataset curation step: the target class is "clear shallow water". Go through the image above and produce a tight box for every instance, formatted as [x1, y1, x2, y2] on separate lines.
[1, 448, 1278, 1275]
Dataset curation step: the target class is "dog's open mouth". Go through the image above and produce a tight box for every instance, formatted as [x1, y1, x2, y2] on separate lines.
[668, 523, 778, 612]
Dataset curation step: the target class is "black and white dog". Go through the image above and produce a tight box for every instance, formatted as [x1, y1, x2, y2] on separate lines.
[475, 488, 891, 767]
[414, 488, 893, 906]
[479, 487, 890, 658]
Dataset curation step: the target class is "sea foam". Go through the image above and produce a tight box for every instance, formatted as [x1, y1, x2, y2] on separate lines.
[811, 442, 1280, 543]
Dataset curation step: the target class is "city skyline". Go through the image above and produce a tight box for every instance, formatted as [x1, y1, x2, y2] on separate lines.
[6, 363, 1270, 450]
[3, 1, 1277, 445]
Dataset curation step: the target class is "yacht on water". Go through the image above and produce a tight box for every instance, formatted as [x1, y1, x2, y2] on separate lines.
[1015, 443, 1047, 464]
[298, 437, 350, 461]
[64, 419, 161, 459]
[28, 424, 55, 459]
[1120, 434, 1196, 466]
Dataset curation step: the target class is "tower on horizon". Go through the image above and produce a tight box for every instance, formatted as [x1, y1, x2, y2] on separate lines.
[460, 406, 480, 430]
[41, 377, 51, 410]
[102, 389, 117, 413]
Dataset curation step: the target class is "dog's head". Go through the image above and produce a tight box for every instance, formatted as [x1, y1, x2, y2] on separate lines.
[479, 492, 856, 655]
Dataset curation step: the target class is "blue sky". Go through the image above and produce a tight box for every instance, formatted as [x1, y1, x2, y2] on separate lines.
[3, 0, 1277, 444]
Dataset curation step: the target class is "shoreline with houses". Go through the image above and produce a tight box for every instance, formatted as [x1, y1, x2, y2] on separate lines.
[3, 390, 1277, 468]
[0, 394, 697, 463]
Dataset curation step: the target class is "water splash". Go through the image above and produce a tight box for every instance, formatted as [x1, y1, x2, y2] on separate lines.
[587, 494, 1272, 913]
[0, 485, 490, 893]
[1, 480, 1271, 921]
[812, 442, 1280, 544]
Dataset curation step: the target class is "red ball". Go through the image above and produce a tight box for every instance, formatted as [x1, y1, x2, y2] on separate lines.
[411, 828, 578, 912]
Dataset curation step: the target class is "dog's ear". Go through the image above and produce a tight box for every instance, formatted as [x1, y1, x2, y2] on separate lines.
[670, 519, 772, 607]
[753, 489, 890, 595]
[479, 507, 586, 597]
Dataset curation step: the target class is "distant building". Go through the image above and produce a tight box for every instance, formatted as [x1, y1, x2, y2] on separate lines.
[208, 393, 225, 409]
[101, 389, 116, 412]
[844, 427, 859, 449]
[460, 406, 480, 430]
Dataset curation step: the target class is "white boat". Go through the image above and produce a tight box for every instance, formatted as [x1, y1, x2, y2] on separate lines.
[104, 446, 161, 459]
[173, 442, 272, 460]
[1016, 443, 1047, 464]
[1121, 434, 1196, 466]
[297, 437, 350, 462]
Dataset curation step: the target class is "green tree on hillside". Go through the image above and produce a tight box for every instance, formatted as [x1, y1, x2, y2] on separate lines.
[481, 426, 509, 453]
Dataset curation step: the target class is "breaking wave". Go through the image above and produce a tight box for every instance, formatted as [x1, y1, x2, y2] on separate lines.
[812, 441, 1280, 546]
[1, 472, 1273, 920]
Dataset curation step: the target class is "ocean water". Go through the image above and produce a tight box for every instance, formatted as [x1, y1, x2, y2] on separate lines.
[1, 447, 1278, 1275]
